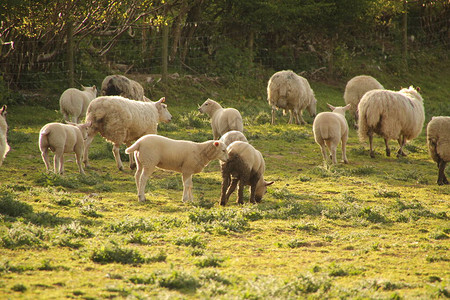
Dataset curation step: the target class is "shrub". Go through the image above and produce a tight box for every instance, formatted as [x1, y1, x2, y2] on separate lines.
[174, 235, 205, 248]
[158, 270, 200, 291]
[0, 190, 33, 217]
[11, 284, 27, 292]
[0, 222, 48, 249]
[90, 243, 146, 264]
[195, 255, 224, 268]
[108, 218, 156, 233]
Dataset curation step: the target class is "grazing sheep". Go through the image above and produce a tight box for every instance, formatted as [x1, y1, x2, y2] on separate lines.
[59, 85, 97, 123]
[125, 134, 228, 202]
[84, 96, 172, 171]
[220, 141, 273, 206]
[39, 122, 91, 174]
[427, 116, 450, 185]
[267, 70, 317, 125]
[198, 99, 244, 140]
[343, 75, 384, 126]
[101, 75, 148, 101]
[358, 86, 425, 158]
[219, 130, 248, 146]
[313, 104, 351, 165]
[0, 105, 10, 166]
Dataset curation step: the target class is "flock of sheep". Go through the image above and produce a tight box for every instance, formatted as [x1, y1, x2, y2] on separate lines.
[0, 72, 448, 206]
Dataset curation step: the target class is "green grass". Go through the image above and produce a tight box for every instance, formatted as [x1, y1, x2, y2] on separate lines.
[0, 66, 449, 299]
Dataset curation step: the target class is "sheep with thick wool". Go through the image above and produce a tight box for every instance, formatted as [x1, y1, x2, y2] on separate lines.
[358, 86, 425, 158]
[101, 75, 148, 101]
[199, 99, 244, 140]
[313, 104, 351, 165]
[84, 96, 172, 171]
[267, 70, 317, 125]
[220, 130, 248, 146]
[343, 75, 384, 126]
[220, 141, 273, 206]
[0, 105, 10, 167]
[59, 85, 97, 123]
[125, 134, 228, 202]
[39, 122, 91, 174]
[427, 116, 450, 185]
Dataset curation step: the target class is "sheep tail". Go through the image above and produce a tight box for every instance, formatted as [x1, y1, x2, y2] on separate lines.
[358, 110, 370, 142]
[125, 142, 139, 154]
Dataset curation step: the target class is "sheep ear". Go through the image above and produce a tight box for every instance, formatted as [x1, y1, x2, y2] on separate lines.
[81, 84, 86, 89]
[265, 181, 274, 186]
[1, 105, 7, 116]
[416, 86, 421, 92]
[214, 141, 220, 147]
[327, 103, 335, 111]
[345, 104, 351, 110]
[67, 121, 76, 126]
[157, 97, 165, 103]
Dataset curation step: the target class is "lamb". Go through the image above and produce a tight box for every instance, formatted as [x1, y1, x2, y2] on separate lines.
[219, 130, 248, 146]
[267, 70, 317, 125]
[59, 85, 97, 123]
[125, 134, 228, 202]
[220, 141, 273, 206]
[343, 75, 384, 126]
[198, 99, 244, 140]
[84, 96, 172, 171]
[358, 86, 425, 158]
[39, 122, 91, 174]
[0, 105, 10, 167]
[427, 116, 450, 185]
[313, 104, 351, 165]
[101, 75, 148, 101]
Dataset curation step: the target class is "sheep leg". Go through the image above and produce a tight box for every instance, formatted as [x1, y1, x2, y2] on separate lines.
[298, 111, 306, 125]
[237, 179, 245, 204]
[250, 184, 256, 204]
[83, 134, 95, 168]
[41, 148, 51, 172]
[319, 143, 328, 165]
[126, 142, 136, 170]
[342, 135, 349, 164]
[397, 135, 407, 157]
[438, 160, 448, 185]
[220, 173, 231, 206]
[330, 144, 338, 165]
[112, 144, 124, 171]
[271, 107, 276, 125]
[384, 138, 391, 157]
[369, 134, 375, 158]
[54, 149, 64, 174]
[288, 110, 293, 124]
[75, 152, 85, 175]
[182, 173, 194, 202]
[136, 165, 153, 202]
[227, 178, 239, 202]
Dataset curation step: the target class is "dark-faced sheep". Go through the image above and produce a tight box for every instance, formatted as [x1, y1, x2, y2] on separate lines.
[267, 70, 317, 125]
[101, 75, 147, 101]
[427, 116, 450, 185]
[343, 75, 384, 127]
[125, 134, 228, 202]
[220, 141, 273, 206]
[84, 96, 172, 171]
[358, 86, 425, 158]
[0, 105, 10, 166]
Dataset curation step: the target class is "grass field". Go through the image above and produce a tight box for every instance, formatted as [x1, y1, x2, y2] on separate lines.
[0, 70, 449, 299]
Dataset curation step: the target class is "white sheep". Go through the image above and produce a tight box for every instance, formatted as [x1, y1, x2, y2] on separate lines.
[101, 75, 148, 101]
[198, 99, 244, 140]
[358, 86, 425, 158]
[125, 134, 228, 202]
[84, 96, 172, 171]
[219, 130, 248, 146]
[0, 105, 10, 167]
[39, 122, 91, 174]
[220, 141, 273, 206]
[427, 116, 450, 185]
[313, 104, 351, 165]
[343, 75, 384, 126]
[267, 70, 317, 125]
[59, 85, 97, 123]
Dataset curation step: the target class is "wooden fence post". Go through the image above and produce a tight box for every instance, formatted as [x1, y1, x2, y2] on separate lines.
[67, 20, 74, 88]
[162, 24, 169, 83]
[402, 0, 408, 71]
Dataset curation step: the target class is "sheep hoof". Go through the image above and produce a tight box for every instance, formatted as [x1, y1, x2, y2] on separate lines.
[129, 163, 136, 170]
[138, 195, 146, 202]
[370, 152, 375, 158]
[343, 160, 349, 164]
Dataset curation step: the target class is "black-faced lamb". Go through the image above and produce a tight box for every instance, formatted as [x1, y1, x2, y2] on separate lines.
[343, 75, 384, 126]
[198, 99, 244, 140]
[59, 85, 97, 123]
[220, 141, 273, 206]
[313, 104, 351, 165]
[219, 130, 248, 146]
[39, 122, 91, 174]
[125, 134, 228, 202]
[0, 105, 10, 166]
[267, 70, 317, 125]
[101, 75, 147, 101]
[427, 116, 450, 185]
[358, 86, 425, 158]
[84, 96, 172, 171]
